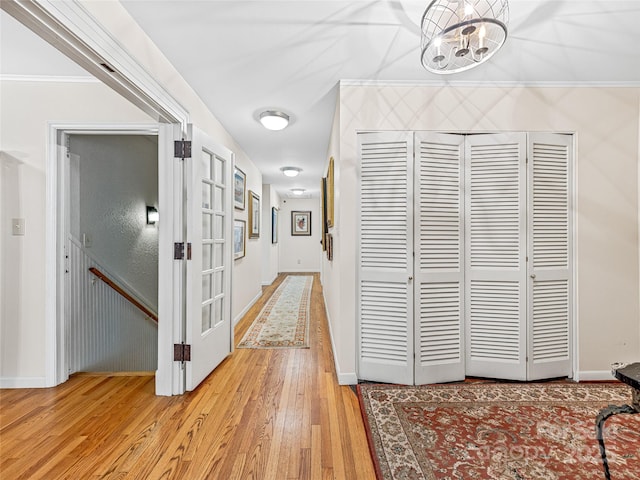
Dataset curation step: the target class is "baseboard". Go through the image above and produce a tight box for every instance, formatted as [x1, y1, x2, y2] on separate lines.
[0, 376, 47, 388]
[323, 295, 358, 386]
[337, 372, 359, 385]
[280, 268, 320, 274]
[576, 370, 615, 382]
[261, 273, 278, 286]
[233, 290, 263, 326]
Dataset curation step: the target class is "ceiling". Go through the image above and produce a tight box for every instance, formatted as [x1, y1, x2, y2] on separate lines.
[3, 1, 640, 198]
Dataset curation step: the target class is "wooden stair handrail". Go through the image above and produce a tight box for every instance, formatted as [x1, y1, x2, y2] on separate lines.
[88, 267, 158, 323]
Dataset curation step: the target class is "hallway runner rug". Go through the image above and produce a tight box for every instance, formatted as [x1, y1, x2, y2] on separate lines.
[358, 382, 640, 480]
[237, 275, 312, 348]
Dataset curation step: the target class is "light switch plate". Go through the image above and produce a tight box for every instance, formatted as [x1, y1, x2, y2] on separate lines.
[12, 218, 25, 236]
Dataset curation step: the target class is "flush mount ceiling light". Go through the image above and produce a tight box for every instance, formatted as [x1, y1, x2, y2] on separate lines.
[281, 166, 302, 177]
[421, 0, 509, 74]
[259, 110, 290, 131]
[290, 188, 306, 196]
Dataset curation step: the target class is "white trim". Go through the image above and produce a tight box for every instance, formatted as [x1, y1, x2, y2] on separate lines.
[576, 370, 616, 382]
[323, 294, 357, 385]
[233, 290, 262, 326]
[571, 133, 580, 382]
[261, 273, 278, 286]
[0, 74, 99, 83]
[280, 268, 321, 273]
[0, 377, 48, 389]
[339, 79, 640, 88]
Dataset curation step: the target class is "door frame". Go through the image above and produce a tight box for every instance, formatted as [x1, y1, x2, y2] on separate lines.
[46, 124, 178, 393]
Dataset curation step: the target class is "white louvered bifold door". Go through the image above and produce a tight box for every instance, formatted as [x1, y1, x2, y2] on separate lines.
[465, 133, 528, 381]
[357, 132, 414, 385]
[414, 133, 465, 384]
[527, 133, 572, 380]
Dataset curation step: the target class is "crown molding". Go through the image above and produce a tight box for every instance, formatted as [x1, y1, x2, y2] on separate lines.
[339, 79, 640, 88]
[0, 74, 99, 83]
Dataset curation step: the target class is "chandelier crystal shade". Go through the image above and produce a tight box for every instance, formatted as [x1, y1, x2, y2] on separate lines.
[421, 0, 509, 74]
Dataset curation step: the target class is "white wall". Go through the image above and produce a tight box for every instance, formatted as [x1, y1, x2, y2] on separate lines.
[261, 184, 280, 286]
[278, 198, 322, 273]
[321, 96, 349, 382]
[0, 80, 153, 386]
[323, 83, 640, 383]
[80, 1, 264, 327]
[71, 134, 158, 308]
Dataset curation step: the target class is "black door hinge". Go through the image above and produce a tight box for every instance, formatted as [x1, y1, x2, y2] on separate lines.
[174, 242, 191, 260]
[174, 140, 192, 159]
[174, 242, 185, 260]
[174, 343, 191, 362]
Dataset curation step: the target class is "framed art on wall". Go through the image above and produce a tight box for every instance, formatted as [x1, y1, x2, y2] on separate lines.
[233, 219, 246, 259]
[248, 190, 260, 238]
[234, 166, 246, 210]
[291, 211, 311, 236]
[326, 157, 334, 227]
[272, 207, 278, 244]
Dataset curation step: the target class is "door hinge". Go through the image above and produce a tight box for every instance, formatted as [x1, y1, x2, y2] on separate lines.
[174, 242, 185, 260]
[174, 140, 192, 159]
[174, 343, 191, 362]
[174, 242, 192, 260]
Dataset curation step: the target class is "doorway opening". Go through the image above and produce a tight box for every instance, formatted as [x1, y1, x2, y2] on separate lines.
[50, 125, 161, 384]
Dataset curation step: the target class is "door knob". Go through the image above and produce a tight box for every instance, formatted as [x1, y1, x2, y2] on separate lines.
[530, 274, 536, 279]
[408, 276, 413, 281]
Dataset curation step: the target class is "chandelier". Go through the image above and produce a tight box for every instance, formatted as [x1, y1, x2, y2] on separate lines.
[421, 0, 509, 74]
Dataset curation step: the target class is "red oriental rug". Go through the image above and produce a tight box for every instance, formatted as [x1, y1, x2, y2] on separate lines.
[358, 383, 640, 480]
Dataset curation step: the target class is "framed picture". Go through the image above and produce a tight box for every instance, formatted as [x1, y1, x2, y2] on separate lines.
[233, 219, 246, 259]
[326, 157, 334, 227]
[234, 167, 246, 210]
[321, 177, 328, 251]
[248, 190, 260, 238]
[291, 211, 311, 236]
[271, 207, 278, 244]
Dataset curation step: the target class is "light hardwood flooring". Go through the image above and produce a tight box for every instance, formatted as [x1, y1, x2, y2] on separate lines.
[0, 273, 376, 479]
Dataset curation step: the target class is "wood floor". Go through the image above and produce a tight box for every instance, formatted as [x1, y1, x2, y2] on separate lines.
[0, 273, 376, 480]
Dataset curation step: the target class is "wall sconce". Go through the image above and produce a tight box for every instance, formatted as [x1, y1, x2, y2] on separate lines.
[146, 206, 159, 225]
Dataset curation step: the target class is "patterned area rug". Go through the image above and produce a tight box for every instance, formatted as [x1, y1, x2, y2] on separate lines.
[237, 275, 312, 348]
[358, 383, 640, 480]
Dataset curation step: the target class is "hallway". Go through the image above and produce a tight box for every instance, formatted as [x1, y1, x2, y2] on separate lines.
[0, 273, 376, 479]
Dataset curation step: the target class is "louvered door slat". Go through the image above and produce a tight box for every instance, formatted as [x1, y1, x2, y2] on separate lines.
[358, 132, 414, 385]
[465, 133, 527, 381]
[527, 133, 572, 380]
[414, 133, 465, 384]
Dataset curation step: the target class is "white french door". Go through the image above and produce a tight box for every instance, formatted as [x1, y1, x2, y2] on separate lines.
[357, 131, 573, 385]
[185, 126, 234, 391]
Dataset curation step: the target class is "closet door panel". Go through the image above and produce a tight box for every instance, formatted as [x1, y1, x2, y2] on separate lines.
[527, 133, 572, 380]
[358, 132, 414, 385]
[414, 132, 465, 384]
[465, 133, 528, 381]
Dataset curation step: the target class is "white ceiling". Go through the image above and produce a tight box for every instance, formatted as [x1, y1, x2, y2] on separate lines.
[3, 1, 640, 197]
